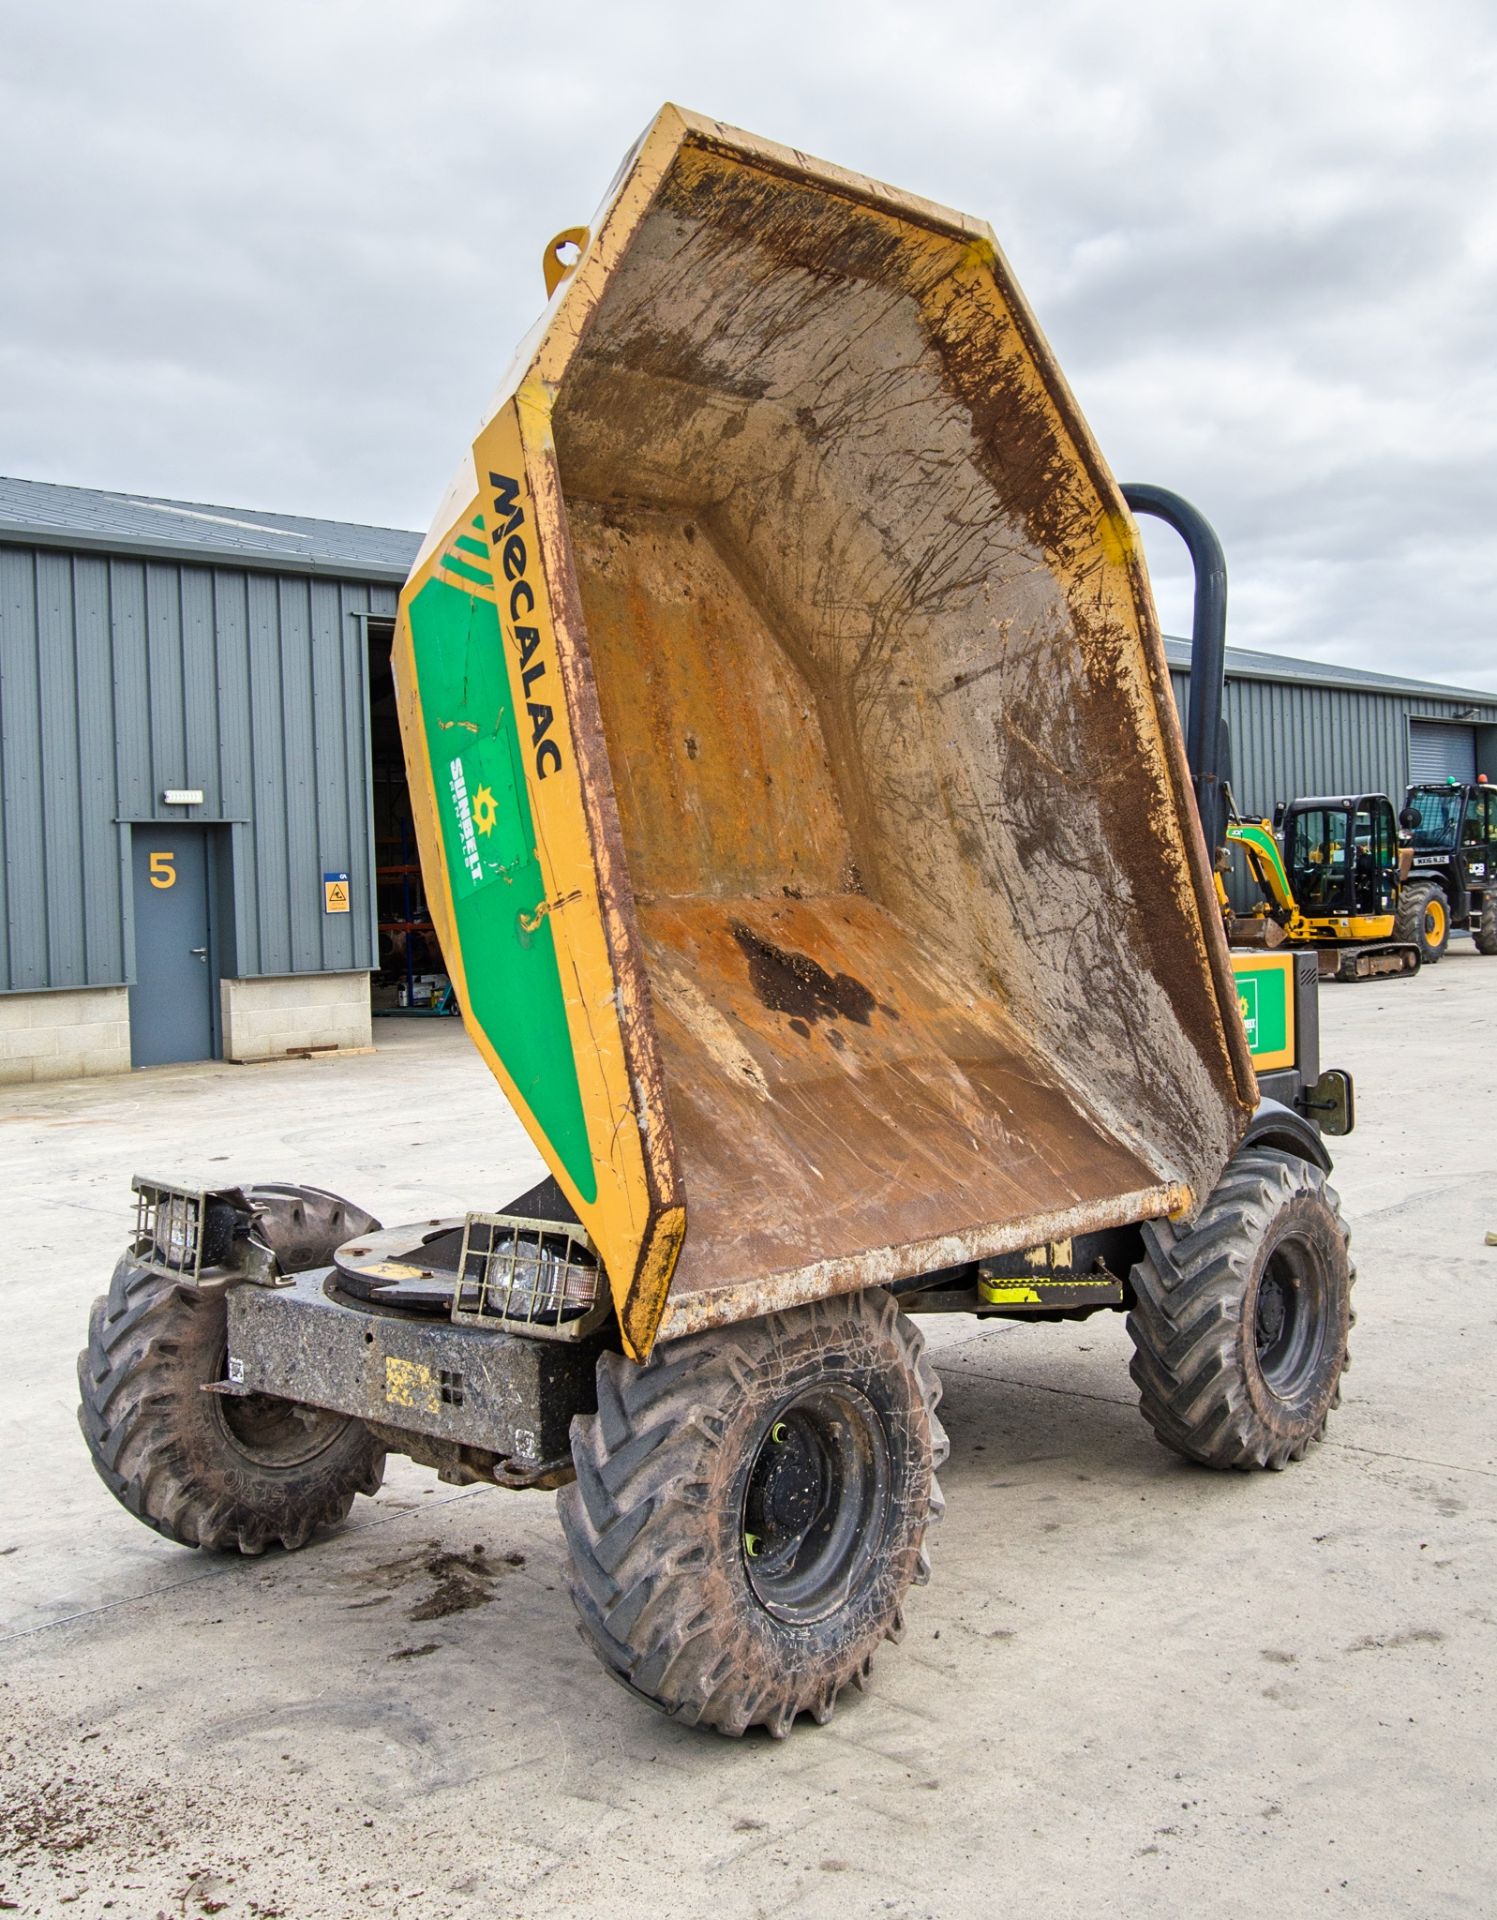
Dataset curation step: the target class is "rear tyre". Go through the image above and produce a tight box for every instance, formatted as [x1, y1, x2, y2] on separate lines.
[78, 1256, 385, 1553]
[1127, 1147, 1354, 1471]
[1395, 880, 1450, 963]
[1475, 894, 1497, 956]
[558, 1289, 946, 1737]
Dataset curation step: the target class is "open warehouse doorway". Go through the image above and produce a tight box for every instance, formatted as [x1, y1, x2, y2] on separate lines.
[366, 617, 457, 1019]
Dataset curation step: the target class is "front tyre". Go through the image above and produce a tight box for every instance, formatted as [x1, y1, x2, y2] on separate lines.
[1395, 880, 1450, 963]
[558, 1289, 946, 1738]
[1475, 893, 1497, 956]
[78, 1257, 385, 1553]
[1127, 1148, 1354, 1471]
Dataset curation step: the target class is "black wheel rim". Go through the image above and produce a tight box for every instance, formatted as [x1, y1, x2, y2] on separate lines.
[1253, 1232, 1329, 1400]
[740, 1384, 890, 1625]
[212, 1347, 347, 1469]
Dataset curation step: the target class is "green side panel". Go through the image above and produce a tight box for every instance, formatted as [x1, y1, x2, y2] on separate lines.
[406, 576, 596, 1202]
[1232, 964, 1289, 1061]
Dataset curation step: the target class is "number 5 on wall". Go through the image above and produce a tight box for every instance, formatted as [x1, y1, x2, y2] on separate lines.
[148, 851, 176, 889]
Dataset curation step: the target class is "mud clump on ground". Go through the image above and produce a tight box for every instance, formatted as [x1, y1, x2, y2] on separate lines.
[405, 1544, 524, 1622]
[344, 1538, 528, 1624]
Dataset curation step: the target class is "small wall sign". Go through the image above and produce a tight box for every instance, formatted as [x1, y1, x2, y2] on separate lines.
[323, 871, 351, 914]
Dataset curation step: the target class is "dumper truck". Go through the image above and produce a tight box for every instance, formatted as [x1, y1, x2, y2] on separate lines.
[79, 107, 1357, 1738]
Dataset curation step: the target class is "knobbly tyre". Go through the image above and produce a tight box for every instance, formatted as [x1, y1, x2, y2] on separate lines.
[79, 108, 1358, 1739]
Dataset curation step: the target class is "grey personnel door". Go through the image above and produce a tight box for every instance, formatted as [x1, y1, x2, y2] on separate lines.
[129, 827, 217, 1066]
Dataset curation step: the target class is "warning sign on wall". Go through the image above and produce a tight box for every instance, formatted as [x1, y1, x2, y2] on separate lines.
[323, 871, 351, 915]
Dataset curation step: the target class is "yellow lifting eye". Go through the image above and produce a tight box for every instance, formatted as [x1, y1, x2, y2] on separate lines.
[543, 227, 590, 298]
[770, 1420, 788, 1444]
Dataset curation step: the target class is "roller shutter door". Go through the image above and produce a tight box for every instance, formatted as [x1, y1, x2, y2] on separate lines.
[1409, 721, 1476, 783]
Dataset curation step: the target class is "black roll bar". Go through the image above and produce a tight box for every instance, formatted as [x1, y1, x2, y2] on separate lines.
[1121, 483, 1229, 859]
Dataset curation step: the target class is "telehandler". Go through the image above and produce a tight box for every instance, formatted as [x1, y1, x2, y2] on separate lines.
[1398, 777, 1497, 961]
[80, 108, 1357, 1738]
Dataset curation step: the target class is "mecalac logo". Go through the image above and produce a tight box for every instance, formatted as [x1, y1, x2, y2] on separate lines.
[489, 472, 562, 781]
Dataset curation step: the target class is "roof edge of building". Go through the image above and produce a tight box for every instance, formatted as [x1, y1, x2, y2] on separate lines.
[1163, 637, 1497, 710]
[0, 519, 412, 585]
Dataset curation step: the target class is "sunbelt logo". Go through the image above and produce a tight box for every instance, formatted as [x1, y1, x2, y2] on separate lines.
[1237, 976, 1261, 1049]
[1232, 964, 1289, 1060]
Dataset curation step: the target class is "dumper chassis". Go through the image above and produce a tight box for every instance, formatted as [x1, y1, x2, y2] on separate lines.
[79, 108, 1359, 1738]
[80, 1127, 1354, 1735]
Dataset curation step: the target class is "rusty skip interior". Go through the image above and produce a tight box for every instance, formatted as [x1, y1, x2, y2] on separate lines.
[550, 136, 1247, 1314]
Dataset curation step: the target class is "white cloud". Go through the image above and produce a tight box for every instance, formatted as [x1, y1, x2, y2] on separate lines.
[1, 0, 1492, 687]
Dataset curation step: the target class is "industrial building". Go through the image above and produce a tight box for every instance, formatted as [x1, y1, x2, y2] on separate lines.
[2, 474, 1494, 1084]
[1163, 639, 1497, 912]
[0, 477, 414, 1083]
[1165, 640, 1497, 806]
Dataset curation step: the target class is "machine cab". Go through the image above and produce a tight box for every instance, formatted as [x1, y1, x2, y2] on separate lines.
[1403, 781, 1468, 854]
[1460, 784, 1497, 883]
[1281, 795, 1400, 920]
[1403, 779, 1495, 858]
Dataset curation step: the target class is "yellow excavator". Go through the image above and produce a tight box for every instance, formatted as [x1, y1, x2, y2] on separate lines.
[1217, 794, 1421, 981]
[1118, 483, 1417, 988]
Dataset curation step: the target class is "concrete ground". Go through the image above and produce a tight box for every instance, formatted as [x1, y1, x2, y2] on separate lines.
[2, 951, 1493, 1919]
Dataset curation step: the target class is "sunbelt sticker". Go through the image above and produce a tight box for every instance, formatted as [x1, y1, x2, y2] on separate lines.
[442, 738, 527, 899]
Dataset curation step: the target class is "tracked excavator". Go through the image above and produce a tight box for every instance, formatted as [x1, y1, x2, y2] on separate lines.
[1222, 794, 1421, 983]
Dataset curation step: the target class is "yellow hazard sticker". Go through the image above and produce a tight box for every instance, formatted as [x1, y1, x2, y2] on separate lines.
[384, 1355, 440, 1414]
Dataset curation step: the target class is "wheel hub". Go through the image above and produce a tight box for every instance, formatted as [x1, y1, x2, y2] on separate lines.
[752, 1420, 822, 1536]
[1252, 1233, 1328, 1401]
[214, 1358, 347, 1469]
[741, 1385, 891, 1626]
[1255, 1275, 1288, 1351]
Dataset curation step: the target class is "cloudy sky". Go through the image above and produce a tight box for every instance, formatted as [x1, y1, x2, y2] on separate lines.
[3, 1, 1493, 687]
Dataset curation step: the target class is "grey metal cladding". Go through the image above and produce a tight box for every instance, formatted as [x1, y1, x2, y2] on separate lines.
[0, 539, 396, 993]
[1, 544, 56, 988]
